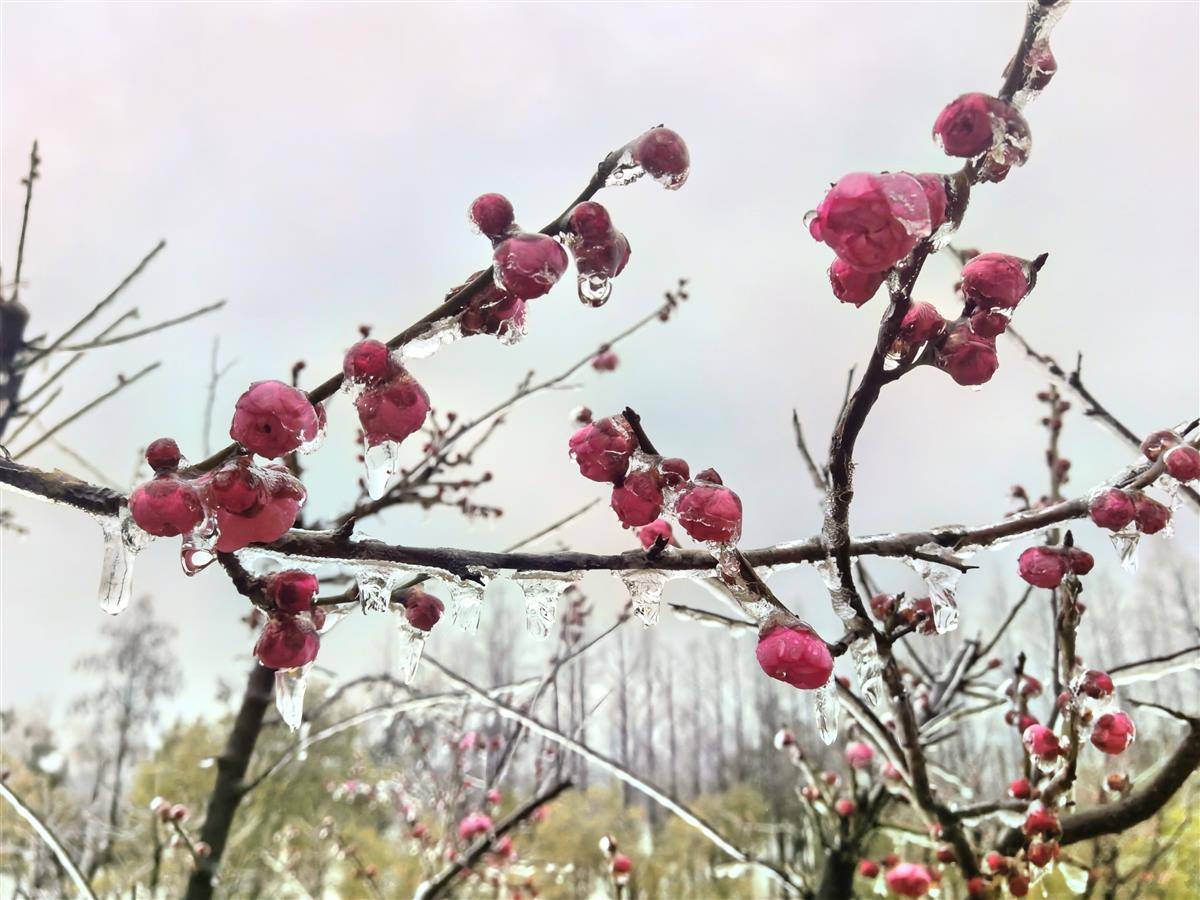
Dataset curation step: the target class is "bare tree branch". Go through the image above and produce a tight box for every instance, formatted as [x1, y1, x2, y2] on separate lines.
[0, 779, 97, 900]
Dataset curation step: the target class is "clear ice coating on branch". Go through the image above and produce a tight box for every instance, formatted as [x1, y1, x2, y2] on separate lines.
[363, 439, 403, 501]
[850, 638, 885, 706]
[815, 557, 857, 623]
[1108, 528, 1140, 572]
[604, 147, 644, 189]
[813, 676, 840, 745]
[514, 572, 575, 639]
[393, 608, 427, 683]
[355, 566, 401, 614]
[400, 317, 464, 360]
[712, 546, 778, 622]
[620, 570, 668, 626]
[1111, 646, 1200, 686]
[96, 507, 150, 615]
[275, 662, 312, 731]
[906, 554, 962, 634]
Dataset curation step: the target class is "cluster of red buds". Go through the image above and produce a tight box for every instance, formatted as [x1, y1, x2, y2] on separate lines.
[253, 570, 323, 670]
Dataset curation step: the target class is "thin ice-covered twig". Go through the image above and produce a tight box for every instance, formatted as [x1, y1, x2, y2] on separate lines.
[47, 300, 225, 352]
[0, 779, 98, 900]
[8, 141, 40, 304]
[425, 656, 804, 895]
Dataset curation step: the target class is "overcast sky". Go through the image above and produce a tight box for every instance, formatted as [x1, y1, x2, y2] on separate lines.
[2, 1, 1197, 733]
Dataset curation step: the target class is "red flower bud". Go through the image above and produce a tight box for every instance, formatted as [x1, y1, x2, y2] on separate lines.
[403, 589, 445, 632]
[1164, 445, 1200, 483]
[145, 438, 183, 473]
[611, 470, 664, 527]
[935, 325, 999, 386]
[809, 172, 932, 273]
[1018, 546, 1067, 588]
[343, 339, 400, 386]
[129, 475, 205, 537]
[1078, 669, 1114, 699]
[268, 570, 319, 615]
[468, 193, 515, 242]
[254, 615, 320, 669]
[676, 482, 743, 543]
[1088, 488, 1136, 531]
[858, 859, 880, 878]
[637, 519, 674, 550]
[829, 258, 885, 307]
[230, 380, 321, 459]
[1130, 492, 1171, 535]
[632, 127, 690, 189]
[568, 416, 637, 483]
[492, 233, 569, 300]
[1140, 429, 1181, 461]
[1022, 724, 1061, 760]
[755, 624, 833, 690]
[960, 253, 1030, 311]
[1008, 777, 1032, 799]
[1091, 711, 1136, 755]
[885, 862, 933, 897]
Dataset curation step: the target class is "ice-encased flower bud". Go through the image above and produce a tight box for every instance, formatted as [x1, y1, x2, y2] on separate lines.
[343, 339, 400, 386]
[254, 614, 320, 669]
[809, 172, 932, 273]
[1008, 777, 1032, 799]
[611, 470, 664, 527]
[566, 202, 631, 282]
[1027, 841, 1057, 868]
[1105, 773, 1128, 792]
[1140, 429, 1181, 461]
[355, 373, 431, 447]
[1005, 40, 1057, 93]
[459, 284, 525, 340]
[897, 301, 946, 346]
[1018, 546, 1067, 588]
[659, 457, 690, 487]
[207, 456, 269, 516]
[1065, 546, 1094, 575]
[884, 862, 933, 898]
[1091, 711, 1135, 754]
[829, 258, 885, 307]
[145, 438, 183, 473]
[1022, 807, 1061, 839]
[632, 127, 690, 189]
[468, 193, 515, 242]
[129, 475, 205, 537]
[960, 253, 1030, 310]
[1088, 488, 1136, 531]
[1164, 445, 1200, 482]
[1022, 724, 1061, 760]
[568, 416, 637, 483]
[933, 93, 1029, 165]
[970, 310, 1009, 338]
[212, 462, 306, 553]
[230, 380, 321, 459]
[1078, 669, 1114, 699]
[985, 851, 1009, 874]
[637, 518, 674, 549]
[1008, 874, 1031, 897]
[676, 482, 743, 543]
[1130, 491, 1171, 535]
[935, 325, 999, 386]
[268, 570, 319, 615]
[845, 741, 874, 769]
[403, 589, 445, 632]
[492, 233, 569, 300]
[912, 173, 948, 232]
[755, 624, 833, 690]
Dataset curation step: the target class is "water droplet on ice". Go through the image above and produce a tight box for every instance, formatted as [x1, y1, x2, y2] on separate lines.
[577, 273, 611, 307]
[97, 507, 149, 615]
[363, 440, 402, 500]
[180, 510, 219, 576]
[813, 676, 840, 745]
[274, 662, 312, 731]
[1109, 528, 1140, 572]
[620, 570, 668, 627]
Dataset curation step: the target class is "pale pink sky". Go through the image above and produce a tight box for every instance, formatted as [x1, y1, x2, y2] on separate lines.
[2, 1, 1197, 727]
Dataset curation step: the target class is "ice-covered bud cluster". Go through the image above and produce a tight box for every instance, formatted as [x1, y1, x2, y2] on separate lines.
[569, 416, 638, 482]
[1022, 806, 1061, 840]
[468, 193, 516, 243]
[1017, 542, 1092, 588]
[808, 172, 932, 274]
[932, 93, 1031, 182]
[1129, 491, 1171, 535]
[632, 127, 690, 189]
[564, 201, 632, 306]
[755, 622, 834, 690]
[845, 741, 874, 769]
[457, 812, 493, 841]
[1021, 723, 1062, 761]
[254, 611, 320, 670]
[884, 862, 933, 897]
[403, 588, 445, 632]
[493, 232, 569, 300]
[230, 380, 323, 459]
[459, 283, 525, 343]
[637, 518, 675, 549]
[591, 349, 619, 372]
[935, 324, 999, 386]
[1091, 711, 1136, 755]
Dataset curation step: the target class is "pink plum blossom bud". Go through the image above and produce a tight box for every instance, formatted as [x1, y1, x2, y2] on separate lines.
[403, 589, 444, 632]
[985, 852, 1009, 874]
[1164, 445, 1200, 482]
[611, 853, 633, 874]
[1130, 491, 1171, 535]
[492, 233, 569, 300]
[755, 624, 833, 690]
[1008, 777, 1032, 799]
[268, 570, 319, 615]
[145, 438, 183, 472]
[935, 846, 956, 864]
[568, 416, 637, 483]
[211, 462, 305, 553]
[960, 253, 1030, 310]
[459, 283, 525, 340]
[1022, 724, 1061, 760]
[632, 128, 690, 189]
[885, 862, 933, 897]
[1140, 429, 1181, 461]
[1005, 40, 1057, 93]
[591, 350, 619, 371]
[859, 860, 880, 878]
[829, 258, 885, 307]
[935, 325, 999, 386]
[694, 467, 722, 484]
[869, 593, 897, 621]
[808, 172, 932, 273]
[343, 339, 400, 386]
[486, 788, 502, 806]
[611, 470, 664, 528]
[1027, 841, 1057, 868]
[468, 193, 515, 242]
[230, 380, 321, 459]
[895, 301, 946, 349]
[1078, 669, 1114, 699]
[1065, 546, 1094, 575]
[933, 93, 996, 157]
[1091, 711, 1136, 755]
[170, 803, 190, 822]
[129, 475, 205, 537]
[676, 482, 743, 543]
[206, 457, 269, 516]
[970, 310, 1009, 338]
[845, 742, 874, 769]
[1018, 546, 1067, 588]
[773, 728, 796, 750]
[1088, 488, 1136, 531]
[254, 615, 320, 669]
[835, 798, 856, 817]
[659, 457, 690, 487]
[1022, 807, 1061, 840]
[912, 173, 948, 232]
[355, 373, 431, 447]
[458, 813, 493, 841]
[637, 518, 674, 549]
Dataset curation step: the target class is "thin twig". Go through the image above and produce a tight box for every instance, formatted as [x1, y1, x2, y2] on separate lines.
[46, 300, 225, 352]
[9, 141, 40, 304]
